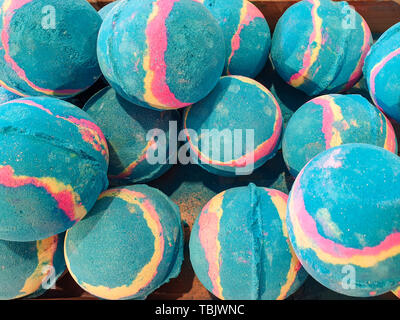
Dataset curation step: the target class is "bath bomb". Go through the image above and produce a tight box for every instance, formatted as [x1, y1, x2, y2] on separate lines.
[97, 0, 225, 110]
[282, 94, 397, 176]
[0, 86, 20, 104]
[84, 87, 179, 186]
[0, 233, 65, 300]
[147, 151, 293, 299]
[189, 184, 307, 300]
[0, 97, 109, 241]
[271, 0, 372, 96]
[0, 0, 102, 98]
[183, 76, 282, 177]
[364, 22, 400, 122]
[287, 143, 400, 297]
[200, 0, 271, 78]
[98, 0, 120, 19]
[65, 185, 184, 300]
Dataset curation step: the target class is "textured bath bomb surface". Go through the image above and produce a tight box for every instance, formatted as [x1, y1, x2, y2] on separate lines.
[189, 184, 307, 300]
[199, 0, 271, 78]
[0, 233, 65, 300]
[287, 143, 400, 297]
[0, 0, 102, 98]
[84, 87, 179, 186]
[282, 94, 397, 176]
[65, 185, 184, 300]
[0, 86, 20, 104]
[98, 0, 120, 19]
[271, 0, 372, 96]
[364, 22, 400, 122]
[0, 97, 109, 241]
[183, 76, 282, 177]
[97, 0, 225, 110]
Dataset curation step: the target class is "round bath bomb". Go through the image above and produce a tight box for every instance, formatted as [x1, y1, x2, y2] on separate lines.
[0, 97, 109, 241]
[0, 0, 102, 98]
[98, 0, 120, 19]
[271, 0, 372, 96]
[183, 76, 282, 177]
[287, 143, 400, 297]
[97, 0, 225, 110]
[364, 22, 400, 122]
[65, 185, 184, 300]
[200, 0, 271, 78]
[0, 86, 20, 104]
[282, 94, 397, 176]
[189, 184, 307, 300]
[147, 151, 292, 299]
[84, 87, 179, 186]
[0, 233, 65, 300]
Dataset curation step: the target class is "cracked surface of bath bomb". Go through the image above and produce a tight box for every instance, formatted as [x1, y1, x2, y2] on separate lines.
[287, 143, 400, 297]
[271, 0, 372, 96]
[0, 86, 20, 104]
[282, 94, 397, 176]
[0, 97, 109, 241]
[201, 0, 271, 78]
[65, 185, 184, 300]
[97, 0, 225, 110]
[84, 86, 178, 186]
[183, 76, 282, 177]
[0, 0, 102, 98]
[364, 22, 400, 122]
[189, 183, 307, 300]
[0, 233, 65, 300]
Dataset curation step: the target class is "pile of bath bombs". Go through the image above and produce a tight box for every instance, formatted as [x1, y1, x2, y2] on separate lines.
[0, 0, 399, 301]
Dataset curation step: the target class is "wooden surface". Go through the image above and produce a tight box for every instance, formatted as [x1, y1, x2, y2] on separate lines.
[88, 0, 400, 33]
[31, 0, 399, 301]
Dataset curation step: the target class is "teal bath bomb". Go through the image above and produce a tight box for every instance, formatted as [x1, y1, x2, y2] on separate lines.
[65, 185, 184, 300]
[271, 0, 372, 96]
[0, 0, 102, 98]
[0, 97, 109, 241]
[201, 0, 271, 78]
[287, 143, 400, 297]
[282, 94, 398, 176]
[0, 86, 20, 104]
[184, 76, 282, 177]
[97, 0, 225, 110]
[190, 184, 307, 300]
[0, 233, 65, 300]
[146, 151, 293, 299]
[364, 22, 400, 122]
[84, 87, 179, 186]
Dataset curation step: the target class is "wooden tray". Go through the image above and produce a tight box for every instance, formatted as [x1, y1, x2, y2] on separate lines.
[88, 0, 400, 33]
[32, 0, 400, 300]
